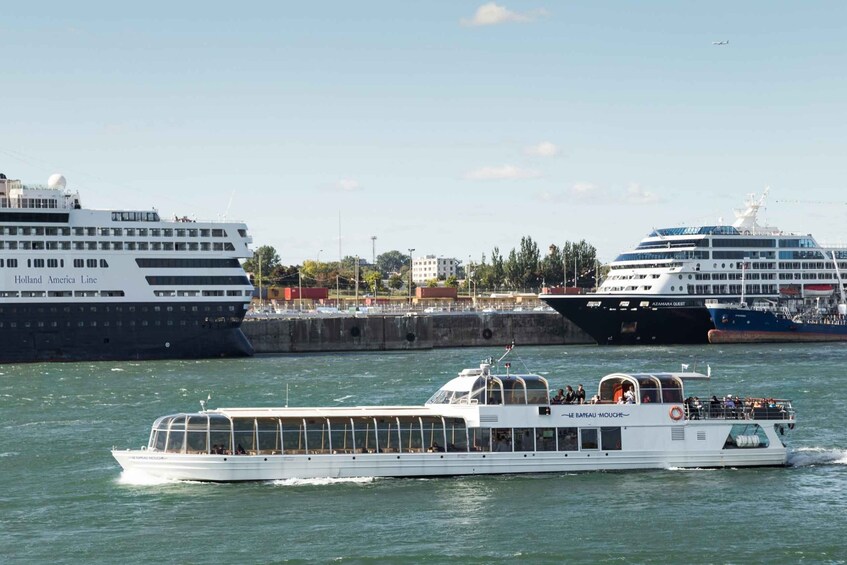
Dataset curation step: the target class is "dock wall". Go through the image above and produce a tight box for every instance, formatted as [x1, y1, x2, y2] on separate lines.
[243, 313, 593, 353]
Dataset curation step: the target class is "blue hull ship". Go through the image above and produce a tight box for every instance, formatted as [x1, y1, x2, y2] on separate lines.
[706, 303, 847, 344]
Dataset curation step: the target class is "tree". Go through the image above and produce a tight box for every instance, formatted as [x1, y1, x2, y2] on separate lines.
[388, 274, 404, 291]
[363, 270, 383, 294]
[426, 278, 438, 288]
[376, 250, 409, 274]
[243, 245, 280, 278]
[445, 275, 459, 288]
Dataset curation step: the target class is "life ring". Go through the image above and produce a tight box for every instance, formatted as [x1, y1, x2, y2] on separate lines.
[669, 406, 684, 421]
[482, 328, 493, 340]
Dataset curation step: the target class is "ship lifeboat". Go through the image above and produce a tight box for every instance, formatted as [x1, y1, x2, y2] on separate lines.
[803, 284, 835, 297]
[779, 286, 800, 296]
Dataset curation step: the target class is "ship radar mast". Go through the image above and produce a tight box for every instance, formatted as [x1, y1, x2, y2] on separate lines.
[731, 187, 772, 234]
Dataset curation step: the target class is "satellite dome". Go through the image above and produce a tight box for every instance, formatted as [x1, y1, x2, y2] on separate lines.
[48, 173, 67, 189]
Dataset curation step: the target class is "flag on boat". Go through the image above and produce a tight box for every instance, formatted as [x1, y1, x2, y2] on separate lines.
[681, 363, 689, 371]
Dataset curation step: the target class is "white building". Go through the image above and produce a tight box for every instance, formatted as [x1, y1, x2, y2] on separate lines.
[412, 255, 457, 284]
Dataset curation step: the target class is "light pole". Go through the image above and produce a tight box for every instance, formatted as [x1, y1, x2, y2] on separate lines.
[317, 249, 322, 263]
[408, 248, 415, 306]
[370, 235, 377, 266]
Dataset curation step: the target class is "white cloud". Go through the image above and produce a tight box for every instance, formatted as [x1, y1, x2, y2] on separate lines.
[335, 178, 362, 192]
[624, 183, 660, 204]
[525, 141, 559, 157]
[569, 182, 601, 199]
[464, 165, 542, 181]
[461, 3, 546, 27]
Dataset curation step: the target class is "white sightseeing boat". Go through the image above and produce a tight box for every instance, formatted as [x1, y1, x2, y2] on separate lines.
[113, 356, 796, 482]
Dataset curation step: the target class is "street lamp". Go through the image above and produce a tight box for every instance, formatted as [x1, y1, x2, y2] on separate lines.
[408, 248, 415, 306]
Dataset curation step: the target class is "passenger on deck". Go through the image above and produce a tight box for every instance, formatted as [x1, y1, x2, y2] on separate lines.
[709, 395, 721, 418]
[590, 394, 600, 404]
[624, 386, 635, 404]
[552, 389, 566, 404]
[564, 385, 576, 404]
[576, 384, 586, 404]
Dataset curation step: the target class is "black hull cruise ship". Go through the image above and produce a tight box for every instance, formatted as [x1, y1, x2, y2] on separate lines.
[542, 189, 847, 345]
[0, 173, 255, 363]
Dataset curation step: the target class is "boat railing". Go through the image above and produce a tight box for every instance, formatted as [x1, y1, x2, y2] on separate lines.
[684, 399, 794, 421]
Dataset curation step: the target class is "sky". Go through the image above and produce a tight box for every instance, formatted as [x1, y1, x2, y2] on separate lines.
[2, 1, 846, 265]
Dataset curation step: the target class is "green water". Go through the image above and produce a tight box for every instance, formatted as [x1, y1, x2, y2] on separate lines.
[2, 345, 845, 563]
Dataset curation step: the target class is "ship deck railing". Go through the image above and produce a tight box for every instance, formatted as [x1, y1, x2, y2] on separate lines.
[684, 400, 794, 422]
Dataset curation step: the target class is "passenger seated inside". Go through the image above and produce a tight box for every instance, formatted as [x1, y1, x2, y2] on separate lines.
[624, 386, 635, 404]
[236, 444, 246, 455]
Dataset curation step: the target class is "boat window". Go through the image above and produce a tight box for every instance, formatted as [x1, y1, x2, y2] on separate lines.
[580, 428, 599, 450]
[186, 415, 209, 454]
[469, 427, 491, 452]
[557, 427, 578, 451]
[353, 417, 377, 454]
[233, 418, 256, 454]
[328, 418, 354, 454]
[396, 416, 423, 453]
[501, 377, 526, 405]
[658, 377, 684, 403]
[305, 418, 329, 454]
[523, 377, 550, 405]
[376, 417, 400, 453]
[257, 417, 281, 454]
[492, 428, 512, 452]
[468, 377, 487, 404]
[599, 376, 637, 403]
[600, 427, 622, 450]
[421, 416, 445, 452]
[209, 415, 232, 454]
[536, 428, 556, 451]
[281, 418, 305, 454]
[486, 379, 503, 405]
[514, 428, 534, 451]
[444, 417, 468, 452]
[638, 376, 660, 404]
[165, 416, 186, 453]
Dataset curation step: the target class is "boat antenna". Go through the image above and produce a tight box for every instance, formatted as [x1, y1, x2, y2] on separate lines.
[285, 383, 290, 408]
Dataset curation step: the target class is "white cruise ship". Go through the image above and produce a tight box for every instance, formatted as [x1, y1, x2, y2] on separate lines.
[542, 189, 847, 344]
[0, 172, 254, 362]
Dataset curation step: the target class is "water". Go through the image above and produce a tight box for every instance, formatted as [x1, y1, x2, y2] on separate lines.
[2, 344, 846, 563]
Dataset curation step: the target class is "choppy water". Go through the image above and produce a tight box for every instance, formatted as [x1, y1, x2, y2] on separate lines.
[2, 344, 846, 563]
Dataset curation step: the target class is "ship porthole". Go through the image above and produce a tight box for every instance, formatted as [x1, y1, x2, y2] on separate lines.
[350, 326, 361, 338]
[482, 328, 493, 340]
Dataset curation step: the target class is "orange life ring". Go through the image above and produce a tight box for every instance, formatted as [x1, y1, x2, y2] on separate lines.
[669, 406, 684, 421]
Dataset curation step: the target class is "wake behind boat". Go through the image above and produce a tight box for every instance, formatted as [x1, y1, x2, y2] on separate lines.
[112, 351, 796, 482]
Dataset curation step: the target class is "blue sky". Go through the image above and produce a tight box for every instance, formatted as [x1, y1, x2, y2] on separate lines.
[3, 1, 846, 265]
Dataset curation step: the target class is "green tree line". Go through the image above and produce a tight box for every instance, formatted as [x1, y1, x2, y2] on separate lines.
[243, 236, 599, 293]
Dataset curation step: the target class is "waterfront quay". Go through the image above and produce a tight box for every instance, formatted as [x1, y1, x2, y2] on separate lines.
[242, 311, 592, 353]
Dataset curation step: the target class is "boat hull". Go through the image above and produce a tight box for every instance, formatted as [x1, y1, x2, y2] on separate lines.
[707, 307, 847, 344]
[113, 442, 788, 482]
[541, 294, 714, 345]
[0, 300, 253, 363]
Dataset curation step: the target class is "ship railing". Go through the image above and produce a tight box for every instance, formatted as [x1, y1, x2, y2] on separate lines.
[684, 399, 794, 422]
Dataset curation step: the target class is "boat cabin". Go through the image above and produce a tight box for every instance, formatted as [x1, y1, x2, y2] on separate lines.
[597, 372, 698, 404]
[426, 364, 550, 406]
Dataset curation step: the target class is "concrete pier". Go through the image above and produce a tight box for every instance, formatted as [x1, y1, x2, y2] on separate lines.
[243, 312, 593, 353]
